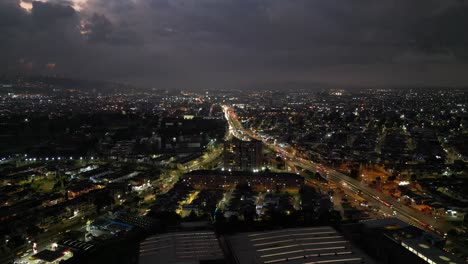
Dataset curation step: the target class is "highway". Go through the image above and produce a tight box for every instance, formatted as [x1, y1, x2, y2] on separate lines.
[222, 105, 454, 236]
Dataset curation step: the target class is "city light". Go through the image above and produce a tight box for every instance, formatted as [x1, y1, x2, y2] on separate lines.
[1, 72, 467, 263]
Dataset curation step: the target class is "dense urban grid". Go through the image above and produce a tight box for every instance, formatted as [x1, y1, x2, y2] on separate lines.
[0, 77, 467, 264]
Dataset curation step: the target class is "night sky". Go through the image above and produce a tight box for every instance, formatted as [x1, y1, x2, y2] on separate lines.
[1, 0, 468, 88]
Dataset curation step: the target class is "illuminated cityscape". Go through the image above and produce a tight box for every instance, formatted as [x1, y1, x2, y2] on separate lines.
[0, 82, 466, 264]
[1, 1, 468, 264]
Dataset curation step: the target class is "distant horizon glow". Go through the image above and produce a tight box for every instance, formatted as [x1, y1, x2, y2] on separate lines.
[5, 0, 468, 88]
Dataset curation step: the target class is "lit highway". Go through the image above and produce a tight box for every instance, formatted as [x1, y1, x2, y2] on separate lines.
[222, 105, 455, 236]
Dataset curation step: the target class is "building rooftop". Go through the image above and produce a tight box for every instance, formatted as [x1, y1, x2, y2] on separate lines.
[32, 249, 65, 263]
[139, 231, 224, 264]
[360, 218, 463, 264]
[401, 238, 461, 264]
[226, 226, 374, 264]
[60, 239, 95, 252]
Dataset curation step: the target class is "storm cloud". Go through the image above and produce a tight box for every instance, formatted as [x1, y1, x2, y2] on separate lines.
[1, 0, 468, 88]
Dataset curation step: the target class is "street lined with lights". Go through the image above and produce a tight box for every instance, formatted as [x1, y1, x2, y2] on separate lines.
[222, 105, 455, 236]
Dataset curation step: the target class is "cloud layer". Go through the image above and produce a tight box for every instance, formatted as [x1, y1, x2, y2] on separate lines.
[2, 0, 468, 88]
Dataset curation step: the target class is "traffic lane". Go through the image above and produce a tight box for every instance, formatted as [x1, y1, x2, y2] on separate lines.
[326, 170, 450, 233]
[326, 171, 450, 234]
[339, 179, 430, 228]
[293, 159, 451, 234]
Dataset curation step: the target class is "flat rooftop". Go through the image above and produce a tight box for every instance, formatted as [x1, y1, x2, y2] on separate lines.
[32, 249, 64, 263]
[60, 239, 95, 252]
[401, 238, 462, 264]
[139, 231, 224, 264]
[226, 226, 374, 264]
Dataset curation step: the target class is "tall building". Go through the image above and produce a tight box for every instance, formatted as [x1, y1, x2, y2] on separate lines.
[223, 138, 263, 171]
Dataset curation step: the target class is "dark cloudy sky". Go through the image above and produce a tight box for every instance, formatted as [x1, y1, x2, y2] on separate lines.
[1, 0, 468, 88]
